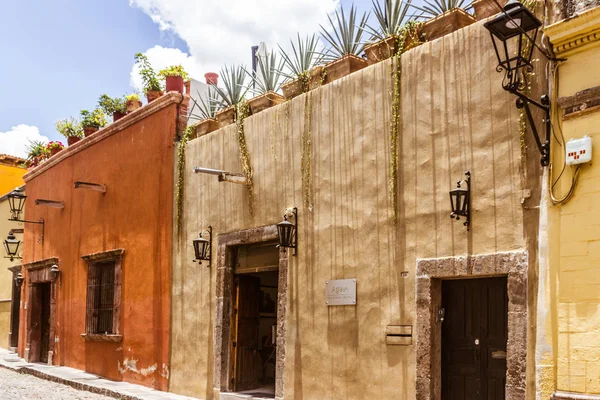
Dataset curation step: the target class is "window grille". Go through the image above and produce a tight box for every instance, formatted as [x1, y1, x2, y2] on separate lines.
[86, 261, 116, 334]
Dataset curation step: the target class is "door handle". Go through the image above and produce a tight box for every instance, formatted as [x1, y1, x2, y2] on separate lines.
[474, 338, 480, 345]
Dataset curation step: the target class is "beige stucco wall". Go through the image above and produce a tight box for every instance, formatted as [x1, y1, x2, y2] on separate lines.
[0, 196, 23, 348]
[170, 19, 542, 399]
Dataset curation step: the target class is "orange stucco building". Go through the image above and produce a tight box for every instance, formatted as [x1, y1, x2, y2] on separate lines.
[15, 93, 188, 390]
[0, 154, 26, 194]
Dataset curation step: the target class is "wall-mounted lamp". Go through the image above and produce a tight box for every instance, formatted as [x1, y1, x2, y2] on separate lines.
[6, 189, 45, 244]
[449, 171, 471, 231]
[3, 231, 22, 262]
[193, 226, 212, 266]
[277, 207, 297, 256]
[484, 0, 553, 166]
[14, 272, 24, 288]
[50, 264, 60, 281]
[7, 189, 26, 220]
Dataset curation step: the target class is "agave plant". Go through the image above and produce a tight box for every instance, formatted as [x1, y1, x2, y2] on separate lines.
[25, 139, 49, 167]
[367, 0, 414, 41]
[320, 5, 370, 61]
[212, 64, 249, 108]
[410, 0, 472, 19]
[189, 88, 221, 121]
[247, 51, 285, 95]
[278, 33, 324, 82]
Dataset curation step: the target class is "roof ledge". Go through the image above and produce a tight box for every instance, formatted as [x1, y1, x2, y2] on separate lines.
[545, 6, 600, 56]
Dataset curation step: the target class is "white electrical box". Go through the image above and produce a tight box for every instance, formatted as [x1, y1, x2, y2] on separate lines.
[566, 136, 592, 165]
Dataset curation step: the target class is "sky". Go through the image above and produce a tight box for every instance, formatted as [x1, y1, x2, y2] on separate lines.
[0, 0, 383, 159]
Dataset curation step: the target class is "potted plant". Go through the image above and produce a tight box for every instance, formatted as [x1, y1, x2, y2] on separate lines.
[46, 141, 65, 157]
[364, 0, 421, 64]
[472, 0, 506, 19]
[98, 94, 127, 122]
[158, 65, 189, 94]
[246, 51, 285, 114]
[279, 34, 325, 100]
[25, 140, 50, 168]
[212, 64, 249, 128]
[125, 94, 142, 113]
[80, 108, 108, 137]
[411, 0, 476, 42]
[55, 117, 84, 146]
[320, 5, 369, 83]
[134, 53, 164, 103]
[189, 87, 221, 137]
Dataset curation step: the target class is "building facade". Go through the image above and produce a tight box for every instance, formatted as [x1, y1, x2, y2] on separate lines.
[15, 93, 188, 390]
[168, 18, 545, 400]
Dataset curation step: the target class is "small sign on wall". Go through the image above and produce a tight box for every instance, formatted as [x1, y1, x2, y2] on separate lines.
[325, 279, 356, 305]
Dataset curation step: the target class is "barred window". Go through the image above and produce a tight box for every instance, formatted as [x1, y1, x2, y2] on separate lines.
[86, 262, 115, 334]
[81, 249, 123, 339]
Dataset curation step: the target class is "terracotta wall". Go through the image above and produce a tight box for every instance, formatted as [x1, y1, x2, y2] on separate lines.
[18, 94, 182, 390]
[169, 20, 543, 399]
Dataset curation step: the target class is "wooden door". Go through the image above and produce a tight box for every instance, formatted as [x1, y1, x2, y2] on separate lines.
[39, 283, 51, 363]
[233, 275, 261, 391]
[441, 277, 508, 400]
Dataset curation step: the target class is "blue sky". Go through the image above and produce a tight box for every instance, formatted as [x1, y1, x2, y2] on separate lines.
[0, 0, 382, 157]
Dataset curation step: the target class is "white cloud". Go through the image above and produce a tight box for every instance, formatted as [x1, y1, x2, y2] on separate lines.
[0, 125, 49, 159]
[129, 0, 339, 84]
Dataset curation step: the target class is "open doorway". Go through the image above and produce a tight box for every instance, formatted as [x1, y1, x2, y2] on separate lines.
[29, 282, 51, 363]
[232, 242, 279, 398]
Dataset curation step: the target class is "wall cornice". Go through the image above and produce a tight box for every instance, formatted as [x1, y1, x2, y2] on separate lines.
[545, 6, 600, 56]
[23, 92, 186, 182]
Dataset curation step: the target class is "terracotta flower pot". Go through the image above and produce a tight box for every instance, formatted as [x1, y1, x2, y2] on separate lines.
[281, 79, 304, 100]
[472, 0, 507, 20]
[126, 99, 142, 113]
[195, 118, 219, 138]
[166, 76, 184, 93]
[421, 8, 476, 42]
[83, 127, 99, 137]
[215, 106, 237, 128]
[67, 136, 81, 146]
[50, 147, 62, 156]
[146, 90, 163, 103]
[205, 72, 219, 85]
[309, 66, 326, 90]
[365, 36, 400, 65]
[324, 54, 368, 84]
[113, 111, 126, 122]
[248, 92, 285, 114]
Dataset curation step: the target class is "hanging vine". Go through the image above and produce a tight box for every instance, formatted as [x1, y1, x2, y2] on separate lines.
[175, 125, 194, 234]
[301, 91, 313, 211]
[235, 100, 254, 215]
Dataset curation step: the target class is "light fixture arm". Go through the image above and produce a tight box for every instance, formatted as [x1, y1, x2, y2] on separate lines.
[7, 218, 44, 244]
[510, 90, 551, 167]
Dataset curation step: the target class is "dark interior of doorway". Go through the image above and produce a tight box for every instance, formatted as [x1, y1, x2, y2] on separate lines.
[236, 270, 278, 398]
[32, 282, 51, 364]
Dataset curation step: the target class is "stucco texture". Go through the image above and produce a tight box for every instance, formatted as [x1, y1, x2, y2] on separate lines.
[18, 97, 179, 390]
[170, 19, 541, 399]
[0, 163, 25, 196]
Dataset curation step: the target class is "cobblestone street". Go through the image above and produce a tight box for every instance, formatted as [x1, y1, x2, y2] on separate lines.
[0, 368, 114, 400]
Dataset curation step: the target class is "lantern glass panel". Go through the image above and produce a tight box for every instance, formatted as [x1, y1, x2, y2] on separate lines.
[3, 235, 21, 258]
[277, 220, 295, 248]
[450, 188, 468, 216]
[7, 191, 26, 220]
[193, 236, 210, 260]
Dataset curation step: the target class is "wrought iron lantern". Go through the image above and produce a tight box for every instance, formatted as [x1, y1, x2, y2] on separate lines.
[484, 0, 551, 166]
[3, 231, 21, 262]
[193, 226, 212, 266]
[449, 171, 471, 231]
[277, 207, 297, 256]
[14, 272, 24, 287]
[50, 264, 60, 281]
[7, 189, 26, 221]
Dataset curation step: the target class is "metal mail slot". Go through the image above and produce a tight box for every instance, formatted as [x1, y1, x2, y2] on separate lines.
[491, 350, 507, 359]
[386, 325, 412, 346]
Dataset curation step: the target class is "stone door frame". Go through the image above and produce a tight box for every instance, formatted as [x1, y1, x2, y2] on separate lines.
[214, 225, 288, 400]
[23, 257, 59, 364]
[415, 251, 528, 400]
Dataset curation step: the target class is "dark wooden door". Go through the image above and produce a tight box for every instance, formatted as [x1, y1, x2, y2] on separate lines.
[39, 283, 51, 363]
[234, 275, 261, 391]
[442, 277, 508, 400]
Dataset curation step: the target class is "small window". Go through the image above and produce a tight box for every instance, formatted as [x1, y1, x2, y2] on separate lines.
[82, 249, 123, 339]
[86, 262, 116, 334]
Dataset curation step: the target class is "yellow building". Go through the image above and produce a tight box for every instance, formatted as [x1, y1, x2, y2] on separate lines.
[542, 5, 600, 399]
[0, 154, 26, 195]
